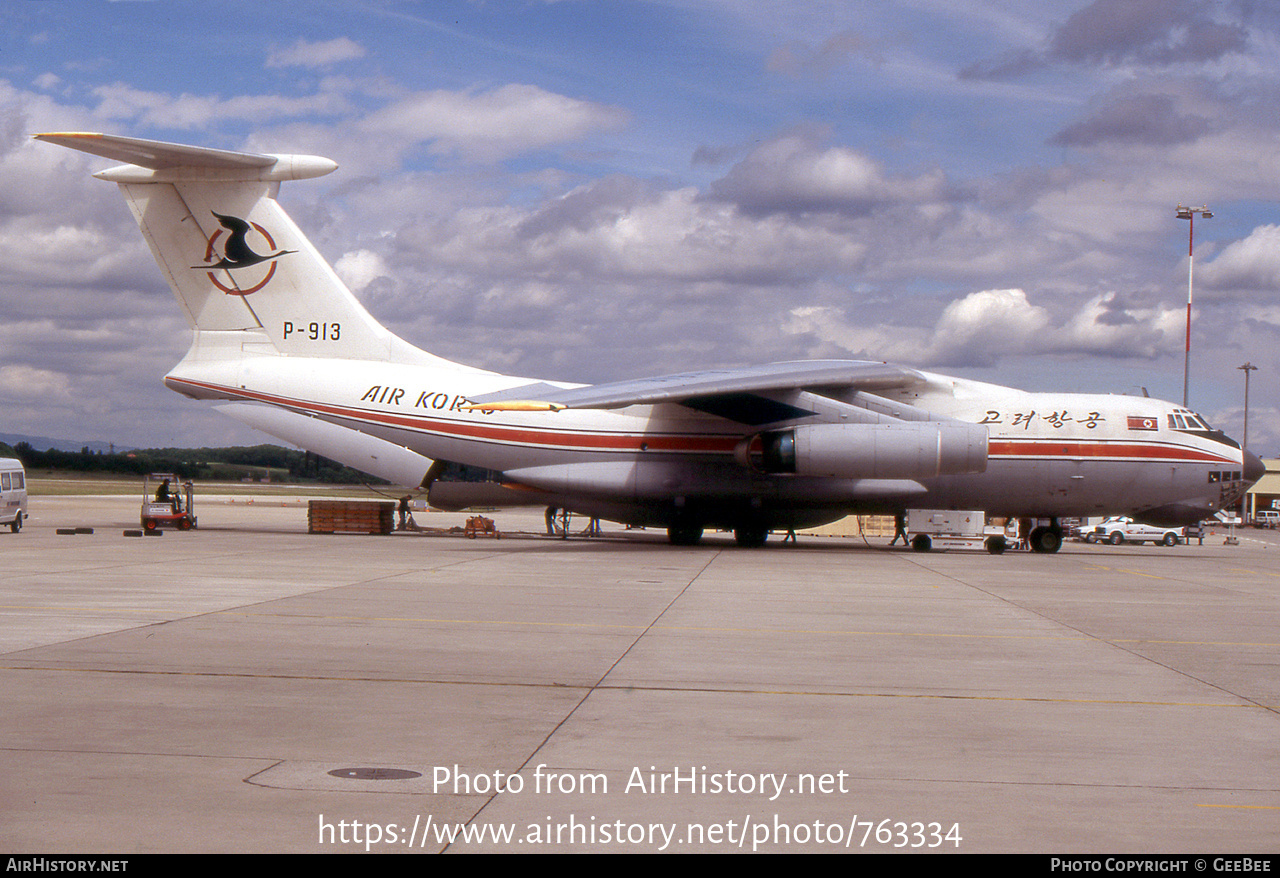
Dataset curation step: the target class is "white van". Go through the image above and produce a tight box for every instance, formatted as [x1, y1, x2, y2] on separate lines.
[0, 458, 28, 532]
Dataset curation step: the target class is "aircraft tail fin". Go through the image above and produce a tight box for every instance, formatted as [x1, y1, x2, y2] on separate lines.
[37, 132, 445, 366]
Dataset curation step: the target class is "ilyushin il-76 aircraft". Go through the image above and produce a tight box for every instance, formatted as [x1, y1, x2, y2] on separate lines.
[39, 132, 1264, 553]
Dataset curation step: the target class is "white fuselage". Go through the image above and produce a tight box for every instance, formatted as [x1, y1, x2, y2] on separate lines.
[167, 354, 1251, 529]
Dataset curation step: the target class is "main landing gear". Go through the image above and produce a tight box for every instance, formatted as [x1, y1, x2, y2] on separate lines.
[667, 523, 704, 546]
[665, 523, 770, 547]
[1025, 519, 1064, 554]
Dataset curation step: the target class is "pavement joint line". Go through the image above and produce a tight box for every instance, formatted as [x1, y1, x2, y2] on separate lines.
[1195, 803, 1280, 810]
[0, 663, 1272, 709]
[3, 606, 1279, 647]
[437, 550, 723, 851]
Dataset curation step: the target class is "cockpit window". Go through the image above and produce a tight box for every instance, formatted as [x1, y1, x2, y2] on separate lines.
[1170, 410, 1215, 431]
[1170, 409, 1237, 448]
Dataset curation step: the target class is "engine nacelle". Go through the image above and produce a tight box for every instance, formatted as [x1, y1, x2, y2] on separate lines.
[736, 422, 988, 479]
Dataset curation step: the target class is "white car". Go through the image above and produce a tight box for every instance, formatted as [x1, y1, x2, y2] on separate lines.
[1084, 517, 1184, 546]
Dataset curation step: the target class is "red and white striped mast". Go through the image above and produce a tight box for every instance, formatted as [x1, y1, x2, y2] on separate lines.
[1176, 203, 1212, 408]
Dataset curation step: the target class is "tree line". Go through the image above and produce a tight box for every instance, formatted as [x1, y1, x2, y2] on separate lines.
[0, 441, 383, 485]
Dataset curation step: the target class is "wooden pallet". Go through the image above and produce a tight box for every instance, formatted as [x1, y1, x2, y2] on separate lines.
[464, 515, 500, 538]
[307, 500, 395, 535]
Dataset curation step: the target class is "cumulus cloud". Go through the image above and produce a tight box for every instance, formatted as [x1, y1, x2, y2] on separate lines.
[1199, 224, 1280, 292]
[394, 174, 867, 288]
[360, 84, 628, 163]
[266, 37, 366, 69]
[929, 289, 1054, 364]
[1049, 92, 1211, 147]
[1056, 292, 1182, 357]
[89, 83, 352, 129]
[0, 364, 73, 403]
[784, 289, 1180, 368]
[962, 0, 1249, 79]
[706, 129, 946, 217]
[766, 30, 884, 79]
[1048, 0, 1246, 66]
[0, 219, 139, 286]
[334, 249, 390, 292]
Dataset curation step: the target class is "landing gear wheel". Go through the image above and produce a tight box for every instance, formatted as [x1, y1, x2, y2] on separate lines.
[667, 524, 704, 546]
[733, 525, 768, 548]
[1030, 526, 1063, 553]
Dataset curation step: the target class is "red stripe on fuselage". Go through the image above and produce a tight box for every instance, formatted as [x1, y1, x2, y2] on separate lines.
[988, 439, 1234, 465]
[167, 377, 741, 454]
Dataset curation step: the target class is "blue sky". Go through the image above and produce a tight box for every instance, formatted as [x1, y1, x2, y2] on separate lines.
[4, 0, 1280, 453]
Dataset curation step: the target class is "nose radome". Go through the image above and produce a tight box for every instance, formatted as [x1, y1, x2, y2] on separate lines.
[1243, 448, 1266, 486]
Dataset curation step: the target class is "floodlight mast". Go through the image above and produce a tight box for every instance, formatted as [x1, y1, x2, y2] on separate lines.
[1238, 361, 1258, 520]
[1176, 203, 1213, 409]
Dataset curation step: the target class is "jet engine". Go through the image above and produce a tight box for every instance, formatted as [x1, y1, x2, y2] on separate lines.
[736, 421, 988, 480]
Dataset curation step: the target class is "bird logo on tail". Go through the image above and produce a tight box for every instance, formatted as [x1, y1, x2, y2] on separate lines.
[193, 212, 295, 295]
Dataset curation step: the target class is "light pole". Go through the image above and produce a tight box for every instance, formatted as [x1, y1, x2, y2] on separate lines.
[1176, 204, 1213, 408]
[1238, 361, 1257, 521]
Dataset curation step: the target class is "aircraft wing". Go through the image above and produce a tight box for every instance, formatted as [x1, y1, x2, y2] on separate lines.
[469, 359, 926, 415]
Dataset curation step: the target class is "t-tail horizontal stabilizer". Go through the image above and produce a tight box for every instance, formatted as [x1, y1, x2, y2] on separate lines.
[36, 132, 458, 369]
